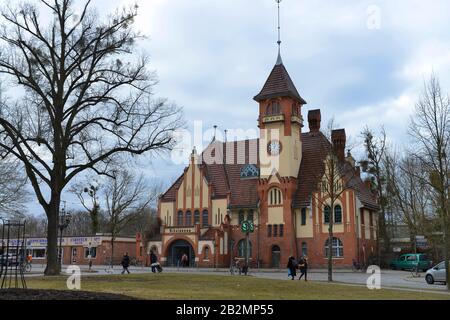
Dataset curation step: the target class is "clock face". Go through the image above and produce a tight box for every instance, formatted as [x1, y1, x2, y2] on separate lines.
[268, 140, 282, 156]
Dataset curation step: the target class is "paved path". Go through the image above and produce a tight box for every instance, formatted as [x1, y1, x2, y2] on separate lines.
[24, 265, 449, 294]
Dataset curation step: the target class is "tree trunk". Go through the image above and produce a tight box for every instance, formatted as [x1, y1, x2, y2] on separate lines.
[444, 219, 450, 291]
[328, 221, 334, 282]
[111, 235, 115, 269]
[45, 195, 61, 276]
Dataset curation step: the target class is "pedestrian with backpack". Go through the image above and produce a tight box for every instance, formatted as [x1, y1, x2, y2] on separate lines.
[298, 256, 308, 282]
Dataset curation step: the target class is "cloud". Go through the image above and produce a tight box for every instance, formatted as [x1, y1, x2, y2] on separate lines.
[9, 0, 450, 215]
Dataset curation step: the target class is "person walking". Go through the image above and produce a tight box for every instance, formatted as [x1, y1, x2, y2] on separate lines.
[150, 250, 158, 273]
[181, 253, 188, 267]
[287, 256, 297, 280]
[298, 256, 308, 282]
[121, 252, 131, 274]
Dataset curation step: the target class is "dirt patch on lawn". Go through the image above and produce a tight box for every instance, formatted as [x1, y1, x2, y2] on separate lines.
[0, 289, 135, 300]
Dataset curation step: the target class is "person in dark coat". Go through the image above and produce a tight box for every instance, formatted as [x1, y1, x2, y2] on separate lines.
[121, 252, 130, 274]
[287, 256, 297, 280]
[150, 251, 158, 273]
[298, 256, 308, 281]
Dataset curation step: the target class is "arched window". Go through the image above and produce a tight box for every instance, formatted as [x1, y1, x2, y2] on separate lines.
[266, 101, 281, 116]
[238, 210, 245, 225]
[247, 210, 254, 223]
[194, 210, 200, 225]
[240, 164, 260, 179]
[301, 242, 308, 256]
[324, 206, 331, 224]
[334, 205, 342, 224]
[177, 211, 183, 226]
[204, 246, 210, 260]
[324, 237, 344, 258]
[237, 239, 252, 258]
[185, 211, 192, 226]
[202, 210, 209, 227]
[269, 188, 283, 206]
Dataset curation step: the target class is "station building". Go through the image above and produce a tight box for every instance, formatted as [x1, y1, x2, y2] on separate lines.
[151, 49, 380, 269]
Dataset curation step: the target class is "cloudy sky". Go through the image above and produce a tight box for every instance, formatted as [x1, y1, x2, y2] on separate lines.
[12, 0, 450, 215]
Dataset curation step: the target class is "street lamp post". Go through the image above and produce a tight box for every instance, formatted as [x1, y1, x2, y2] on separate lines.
[58, 205, 72, 270]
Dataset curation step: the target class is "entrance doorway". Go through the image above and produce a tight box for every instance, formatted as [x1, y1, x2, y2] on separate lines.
[271, 245, 281, 268]
[168, 240, 195, 267]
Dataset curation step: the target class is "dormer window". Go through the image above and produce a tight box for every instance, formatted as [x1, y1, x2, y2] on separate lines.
[240, 164, 259, 179]
[266, 101, 281, 116]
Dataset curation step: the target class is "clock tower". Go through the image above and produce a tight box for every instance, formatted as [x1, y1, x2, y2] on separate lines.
[254, 53, 306, 179]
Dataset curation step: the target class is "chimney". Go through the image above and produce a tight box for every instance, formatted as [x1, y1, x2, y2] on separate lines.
[331, 129, 346, 162]
[308, 109, 321, 133]
[355, 166, 361, 178]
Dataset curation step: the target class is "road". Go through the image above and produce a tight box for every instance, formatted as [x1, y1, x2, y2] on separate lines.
[22, 264, 449, 294]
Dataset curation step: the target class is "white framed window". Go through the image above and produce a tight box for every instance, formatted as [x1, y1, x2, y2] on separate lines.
[324, 237, 344, 258]
[269, 188, 283, 206]
[84, 247, 97, 259]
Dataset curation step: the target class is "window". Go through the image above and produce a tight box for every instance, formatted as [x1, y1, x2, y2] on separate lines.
[334, 205, 342, 224]
[407, 255, 417, 262]
[273, 225, 278, 237]
[269, 188, 283, 206]
[369, 212, 374, 227]
[266, 101, 281, 116]
[247, 210, 254, 223]
[268, 225, 272, 237]
[324, 237, 344, 258]
[324, 206, 331, 224]
[31, 249, 46, 259]
[239, 210, 245, 225]
[202, 210, 209, 227]
[292, 103, 299, 116]
[177, 211, 184, 226]
[237, 239, 252, 258]
[194, 210, 200, 225]
[240, 165, 260, 179]
[84, 247, 97, 259]
[279, 224, 284, 237]
[301, 208, 307, 226]
[186, 211, 192, 226]
[204, 247, 210, 260]
[302, 242, 308, 256]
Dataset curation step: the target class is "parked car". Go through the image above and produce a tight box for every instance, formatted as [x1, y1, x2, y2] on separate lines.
[389, 254, 431, 272]
[0, 254, 21, 267]
[425, 261, 448, 285]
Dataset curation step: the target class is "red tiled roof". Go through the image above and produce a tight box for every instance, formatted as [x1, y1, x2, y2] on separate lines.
[254, 63, 307, 104]
[161, 134, 378, 211]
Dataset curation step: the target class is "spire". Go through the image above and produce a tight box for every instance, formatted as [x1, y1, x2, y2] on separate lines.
[254, 0, 307, 104]
[276, 0, 283, 65]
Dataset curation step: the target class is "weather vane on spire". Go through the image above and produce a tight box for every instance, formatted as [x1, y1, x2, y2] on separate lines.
[275, 0, 283, 65]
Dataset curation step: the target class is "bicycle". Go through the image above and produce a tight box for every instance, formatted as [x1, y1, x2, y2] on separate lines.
[104, 259, 114, 274]
[351, 260, 366, 272]
[411, 264, 421, 278]
[20, 261, 32, 273]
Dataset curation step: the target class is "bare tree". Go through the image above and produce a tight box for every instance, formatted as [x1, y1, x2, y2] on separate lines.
[70, 181, 100, 234]
[361, 127, 388, 265]
[0, 158, 29, 217]
[409, 75, 450, 289]
[0, 1, 183, 275]
[103, 170, 159, 267]
[312, 120, 358, 282]
[386, 154, 433, 252]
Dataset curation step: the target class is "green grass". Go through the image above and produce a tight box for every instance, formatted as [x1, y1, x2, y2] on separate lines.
[26, 273, 450, 300]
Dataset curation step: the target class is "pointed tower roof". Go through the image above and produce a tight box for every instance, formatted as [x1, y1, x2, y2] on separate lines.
[253, 56, 307, 104]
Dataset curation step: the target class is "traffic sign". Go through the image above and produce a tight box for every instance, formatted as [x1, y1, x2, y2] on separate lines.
[241, 220, 255, 234]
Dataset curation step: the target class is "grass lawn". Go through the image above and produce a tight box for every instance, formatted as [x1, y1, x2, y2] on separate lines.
[25, 273, 450, 300]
